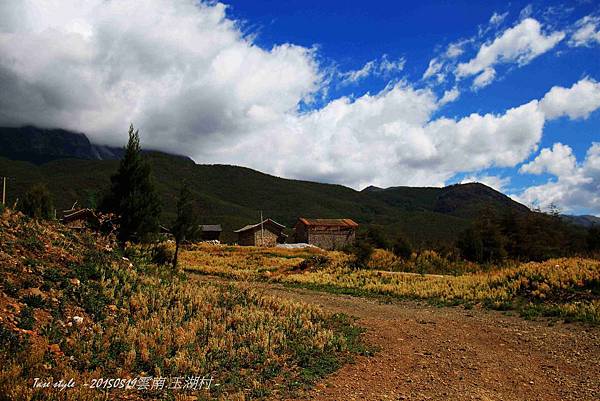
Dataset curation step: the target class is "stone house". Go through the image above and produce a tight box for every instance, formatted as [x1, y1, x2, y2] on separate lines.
[199, 225, 222, 241]
[234, 219, 286, 246]
[294, 218, 358, 250]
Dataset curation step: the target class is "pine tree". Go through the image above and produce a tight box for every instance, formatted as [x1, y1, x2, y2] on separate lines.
[171, 182, 199, 269]
[102, 124, 162, 243]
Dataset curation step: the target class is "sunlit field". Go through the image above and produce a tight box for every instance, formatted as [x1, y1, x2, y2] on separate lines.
[183, 245, 600, 324]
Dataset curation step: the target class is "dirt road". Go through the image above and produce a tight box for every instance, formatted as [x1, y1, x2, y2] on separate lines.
[192, 275, 600, 401]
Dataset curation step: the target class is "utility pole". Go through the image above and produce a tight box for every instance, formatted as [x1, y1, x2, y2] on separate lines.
[1, 176, 6, 206]
[260, 210, 264, 247]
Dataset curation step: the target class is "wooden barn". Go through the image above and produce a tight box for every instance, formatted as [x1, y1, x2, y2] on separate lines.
[234, 219, 286, 246]
[199, 225, 222, 241]
[294, 218, 358, 250]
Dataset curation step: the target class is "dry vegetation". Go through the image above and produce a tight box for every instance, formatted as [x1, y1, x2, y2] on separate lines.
[183, 245, 600, 324]
[0, 210, 367, 401]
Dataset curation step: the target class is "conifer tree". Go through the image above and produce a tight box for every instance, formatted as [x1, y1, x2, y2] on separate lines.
[103, 124, 162, 243]
[171, 182, 199, 269]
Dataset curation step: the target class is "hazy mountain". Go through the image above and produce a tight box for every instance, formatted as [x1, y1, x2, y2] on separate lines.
[562, 214, 600, 228]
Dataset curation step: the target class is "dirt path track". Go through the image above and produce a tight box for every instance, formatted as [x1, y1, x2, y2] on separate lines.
[192, 275, 600, 401]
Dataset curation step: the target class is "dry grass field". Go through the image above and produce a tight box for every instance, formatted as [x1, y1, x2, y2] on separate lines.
[0, 211, 368, 401]
[183, 245, 600, 324]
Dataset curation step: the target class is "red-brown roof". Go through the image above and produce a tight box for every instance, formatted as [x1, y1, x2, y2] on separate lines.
[297, 218, 358, 228]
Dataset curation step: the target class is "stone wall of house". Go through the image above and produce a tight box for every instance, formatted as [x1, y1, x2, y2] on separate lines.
[254, 228, 279, 247]
[295, 223, 309, 243]
[308, 228, 355, 250]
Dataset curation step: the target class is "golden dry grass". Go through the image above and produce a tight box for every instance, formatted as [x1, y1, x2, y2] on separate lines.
[0, 211, 363, 401]
[181, 245, 600, 324]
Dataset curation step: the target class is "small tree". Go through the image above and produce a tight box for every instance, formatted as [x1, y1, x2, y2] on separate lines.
[101, 124, 162, 243]
[19, 183, 54, 220]
[171, 182, 199, 269]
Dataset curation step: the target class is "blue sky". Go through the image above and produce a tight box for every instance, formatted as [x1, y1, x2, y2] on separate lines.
[0, 0, 599, 214]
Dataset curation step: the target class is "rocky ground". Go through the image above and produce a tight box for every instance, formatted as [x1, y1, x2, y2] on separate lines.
[193, 274, 600, 401]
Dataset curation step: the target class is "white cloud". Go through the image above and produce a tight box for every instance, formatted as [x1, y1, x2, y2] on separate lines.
[456, 18, 565, 85]
[422, 58, 443, 80]
[519, 5, 533, 20]
[446, 42, 465, 58]
[340, 55, 405, 85]
[439, 87, 460, 105]
[519, 143, 576, 176]
[340, 60, 375, 84]
[461, 174, 510, 192]
[472, 67, 496, 89]
[517, 142, 600, 213]
[569, 15, 600, 47]
[490, 12, 508, 26]
[378, 55, 406, 75]
[539, 78, 600, 120]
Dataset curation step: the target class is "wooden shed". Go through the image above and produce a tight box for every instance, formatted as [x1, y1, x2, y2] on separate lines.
[234, 219, 286, 246]
[199, 225, 222, 241]
[294, 218, 358, 250]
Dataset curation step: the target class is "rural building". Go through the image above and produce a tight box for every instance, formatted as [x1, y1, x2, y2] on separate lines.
[294, 218, 358, 250]
[234, 219, 286, 246]
[199, 225, 222, 241]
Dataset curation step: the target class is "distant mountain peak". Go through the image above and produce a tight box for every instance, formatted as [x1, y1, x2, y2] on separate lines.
[0, 126, 193, 165]
[361, 185, 384, 192]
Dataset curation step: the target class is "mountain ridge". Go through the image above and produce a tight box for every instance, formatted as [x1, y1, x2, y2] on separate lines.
[0, 126, 594, 244]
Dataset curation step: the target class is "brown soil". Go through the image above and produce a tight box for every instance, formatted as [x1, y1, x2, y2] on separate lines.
[193, 275, 600, 401]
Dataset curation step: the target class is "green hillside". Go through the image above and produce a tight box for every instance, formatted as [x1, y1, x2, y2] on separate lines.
[0, 152, 530, 245]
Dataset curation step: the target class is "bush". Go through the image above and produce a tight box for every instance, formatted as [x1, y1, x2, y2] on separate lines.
[18, 184, 54, 220]
[152, 242, 175, 266]
[344, 240, 373, 269]
[364, 226, 390, 249]
[17, 306, 35, 330]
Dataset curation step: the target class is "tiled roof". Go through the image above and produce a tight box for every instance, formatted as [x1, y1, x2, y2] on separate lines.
[297, 218, 358, 227]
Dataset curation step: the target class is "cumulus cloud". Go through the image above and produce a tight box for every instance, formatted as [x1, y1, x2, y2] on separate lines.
[519, 143, 577, 176]
[456, 18, 565, 85]
[539, 78, 600, 119]
[0, 0, 322, 153]
[569, 15, 600, 47]
[517, 142, 600, 213]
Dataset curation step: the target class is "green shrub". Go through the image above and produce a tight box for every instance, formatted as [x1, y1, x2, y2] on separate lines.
[22, 294, 45, 308]
[18, 183, 54, 220]
[17, 306, 35, 330]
